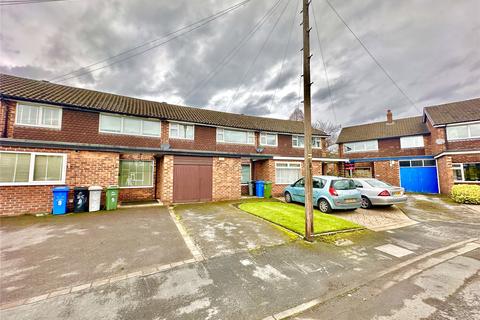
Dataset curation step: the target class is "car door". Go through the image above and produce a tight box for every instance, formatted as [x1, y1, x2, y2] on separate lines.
[291, 178, 305, 203]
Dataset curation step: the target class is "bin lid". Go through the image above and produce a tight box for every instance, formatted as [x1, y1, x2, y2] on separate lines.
[106, 185, 119, 190]
[255, 180, 264, 183]
[88, 186, 103, 191]
[264, 181, 272, 184]
[53, 186, 70, 192]
[74, 186, 88, 191]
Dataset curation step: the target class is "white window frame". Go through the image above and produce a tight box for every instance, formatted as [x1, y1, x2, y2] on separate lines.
[275, 162, 302, 185]
[452, 162, 480, 183]
[400, 135, 424, 149]
[260, 132, 278, 147]
[344, 140, 379, 153]
[118, 160, 155, 189]
[99, 113, 161, 137]
[241, 163, 252, 185]
[0, 151, 67, 186]
[216, 128, 255, 145]
[446, 121, 480, 141]
[292, 135, 323, 149]
[15, 102, 62, 129]
[169, 122, 195, 140]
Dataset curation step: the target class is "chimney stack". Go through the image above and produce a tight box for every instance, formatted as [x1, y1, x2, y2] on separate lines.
[386, 109, 393, 124]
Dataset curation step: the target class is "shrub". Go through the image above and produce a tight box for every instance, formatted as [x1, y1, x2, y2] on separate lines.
[450, 184, 480, 204]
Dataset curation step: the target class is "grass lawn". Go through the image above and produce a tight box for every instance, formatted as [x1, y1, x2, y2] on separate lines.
[238, 201, 361, 235]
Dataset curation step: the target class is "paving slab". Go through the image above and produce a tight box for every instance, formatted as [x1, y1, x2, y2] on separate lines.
[332, 206, 417, 231]
[0, 206, 192, 304]
[173, 201, 294, 258]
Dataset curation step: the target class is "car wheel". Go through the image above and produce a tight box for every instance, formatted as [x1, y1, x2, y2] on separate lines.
[361, 196, 372, 209]
[285, 192, 292, 203]
[318, 199, 332, 213]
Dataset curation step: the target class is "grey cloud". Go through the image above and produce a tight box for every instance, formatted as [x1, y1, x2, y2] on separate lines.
[0, 0, 478, 127]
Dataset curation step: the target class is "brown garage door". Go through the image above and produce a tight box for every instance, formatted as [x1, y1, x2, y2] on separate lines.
[173, 156, 213, 203]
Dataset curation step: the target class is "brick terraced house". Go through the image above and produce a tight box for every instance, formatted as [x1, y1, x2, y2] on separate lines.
[337, 98, 480, 194]
[0, 74, 346, 216]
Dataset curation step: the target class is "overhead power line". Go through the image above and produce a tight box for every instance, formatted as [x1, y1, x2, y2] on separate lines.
[266, 0, 300, 113]
[181, 0, 284, 103]
[311, 0, 337, 122]
[50, 0, 251, 83]
[0, 0, 69, 5]
[324, 0, 420, 112]
[225, 0, 292, 113]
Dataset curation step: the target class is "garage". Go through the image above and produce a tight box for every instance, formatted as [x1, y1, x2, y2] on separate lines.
[399, 159, 439, 193]
[173, 156, 213, 203]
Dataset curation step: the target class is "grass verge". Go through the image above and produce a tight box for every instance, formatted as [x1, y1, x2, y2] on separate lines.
[238, 201, 361, 236]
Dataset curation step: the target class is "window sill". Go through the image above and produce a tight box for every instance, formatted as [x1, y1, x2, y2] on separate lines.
[169, 137, 194, 141]
[99, 131, 161, 138]
[453, 181, 480, 184]
[0, 181, 65, 187]
[119, 186, 154, 189]
[14, 124, 61, 130]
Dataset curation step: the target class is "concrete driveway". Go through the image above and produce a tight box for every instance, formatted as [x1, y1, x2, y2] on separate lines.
[173, 201, 294, 258]
[0, 207, 192, 305]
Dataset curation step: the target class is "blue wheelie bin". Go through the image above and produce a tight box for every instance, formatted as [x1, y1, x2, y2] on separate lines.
[255, 180, 265, 198]
[52, 186, 69, 215]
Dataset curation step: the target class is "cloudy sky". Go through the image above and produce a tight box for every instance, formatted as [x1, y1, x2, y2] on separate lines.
[1, 0, 479, 126]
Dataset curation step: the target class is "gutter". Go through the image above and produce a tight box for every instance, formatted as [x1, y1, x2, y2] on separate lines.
[0, 138, 273, 159]
[434, 150, 480, 159]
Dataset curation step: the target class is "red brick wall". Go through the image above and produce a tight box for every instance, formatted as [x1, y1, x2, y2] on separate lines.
[212, 157, 242, 201]
[339, 136, 428, 159]
[5, 101, 163, 148]
[373, 161, 400, 186]
[3, 100, 326, 158]
[157, 155, 174, 204]
[436, 156, 453, 194]
[0, 146, 119, 216]
[426, 119, 447, 155]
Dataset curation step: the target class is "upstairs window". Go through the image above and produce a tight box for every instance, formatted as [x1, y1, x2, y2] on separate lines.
[0, 151, 66, 186]
[400, 135, 424, 148]
[260, 132, 278, 146]
[447, 123, 480, 140]
[15, 103, 62, 129]
[99, 114, 160, 137]
[344, 140, 378, 153]
[292, 135, 322, 148]
[216, 128, 255, 145]
[170, 122, 194, 140]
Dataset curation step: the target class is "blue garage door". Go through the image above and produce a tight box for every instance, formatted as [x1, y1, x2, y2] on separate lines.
[399, 159, 439, 193]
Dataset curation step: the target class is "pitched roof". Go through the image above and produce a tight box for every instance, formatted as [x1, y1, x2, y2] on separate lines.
[0, 73, 326, 136]
[336, 116, 429, 144]
[424, 98, 480, 126]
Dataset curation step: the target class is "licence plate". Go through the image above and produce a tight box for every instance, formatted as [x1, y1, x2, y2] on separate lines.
[345, 198, 357, 203]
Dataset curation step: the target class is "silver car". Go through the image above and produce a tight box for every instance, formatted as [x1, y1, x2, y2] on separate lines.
[352, 178, 407, 209]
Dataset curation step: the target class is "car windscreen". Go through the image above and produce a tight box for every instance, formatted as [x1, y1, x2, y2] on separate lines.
[365, 179, 392, 188]
[331, 179, 356, 190]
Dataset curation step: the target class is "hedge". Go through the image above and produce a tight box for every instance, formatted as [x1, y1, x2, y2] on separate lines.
[450, 184, 480, 205]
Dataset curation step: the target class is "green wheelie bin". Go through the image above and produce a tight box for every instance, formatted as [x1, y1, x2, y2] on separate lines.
[264, 181, 272, 198]
[106, 185, 119, 210]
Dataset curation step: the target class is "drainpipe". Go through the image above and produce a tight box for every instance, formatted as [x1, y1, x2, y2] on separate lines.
[2, 101, 9, 138]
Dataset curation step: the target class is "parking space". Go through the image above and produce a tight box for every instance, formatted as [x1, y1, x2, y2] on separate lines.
[0, 206, 192, 304]
[332, 206, 418, 232]
[173, 201, 294, 258]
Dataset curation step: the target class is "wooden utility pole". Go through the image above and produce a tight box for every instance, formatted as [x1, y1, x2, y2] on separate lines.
[302, 0, 314, 241]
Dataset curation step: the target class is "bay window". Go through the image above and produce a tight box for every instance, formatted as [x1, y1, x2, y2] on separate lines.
[400, 135, 424, 148]
[260, 132, 278, 146]
[344, 140, 378, 153]
[119, 160, 154, 188]
[0, 151, 66, 185]
[15, 103, 62, 129]
[216, 128, 255, 145]
[452, 163, 480, 182]
[447, 122, 480, 140]
[275, 162, 301, 184]
[99, 114, 161, 137]
[170, 122, 194, 140]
